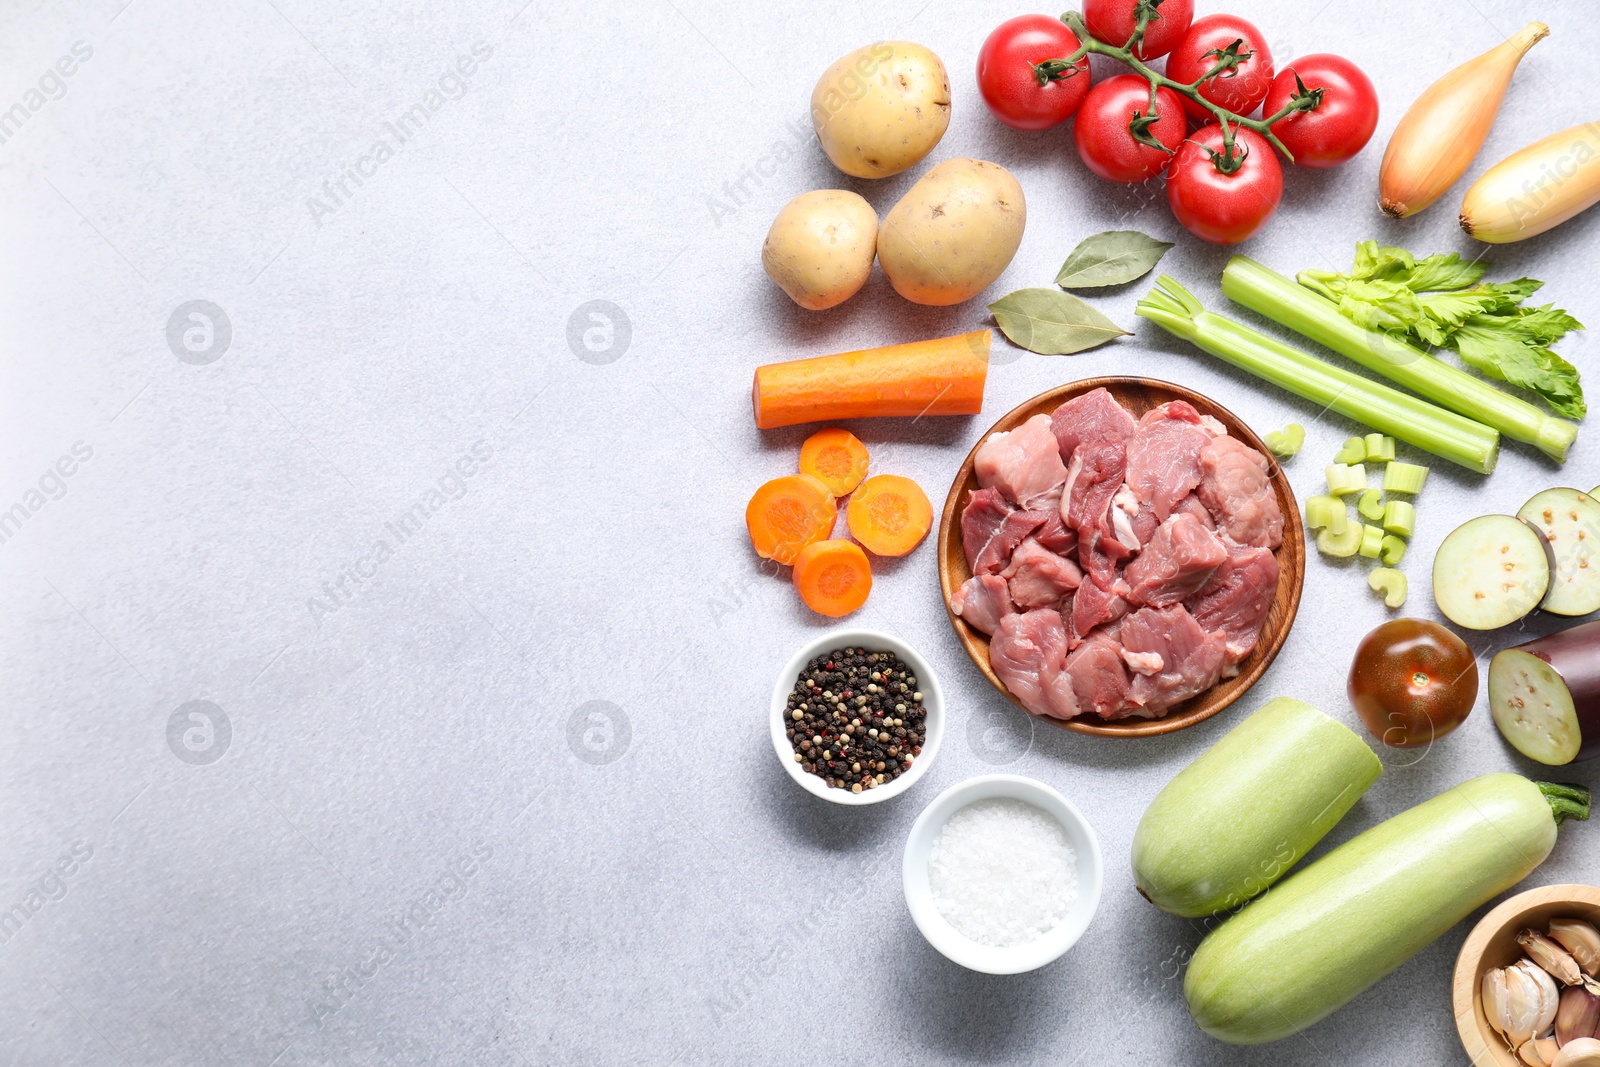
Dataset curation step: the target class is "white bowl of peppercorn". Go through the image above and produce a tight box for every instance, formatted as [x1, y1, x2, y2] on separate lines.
[770, 628, 944, 806]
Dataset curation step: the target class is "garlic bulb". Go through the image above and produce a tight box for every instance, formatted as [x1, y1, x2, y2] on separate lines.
[1524, 929, 1587, 986]
[1552, 919, 1600, 976]
[1489, 961, 1564, 1046]
[1378, 21, 1548, 217]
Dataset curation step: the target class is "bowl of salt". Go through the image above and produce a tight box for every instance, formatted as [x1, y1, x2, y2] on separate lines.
[902, 774, 1104, 974]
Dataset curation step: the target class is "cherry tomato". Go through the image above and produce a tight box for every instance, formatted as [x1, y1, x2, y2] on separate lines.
[1348, 618, 1478, 749]
[1262, 53, 1379, 168]
[977, 15, 1092, 131]
[1073, 75, 1187, 184]
[1165, 125, 1283, 244]
[1082, 0, 1194, 60]
[1165, 14, 1275, 121]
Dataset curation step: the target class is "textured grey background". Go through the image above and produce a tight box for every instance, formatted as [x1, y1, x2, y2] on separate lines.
[1, 0, 1597, 1063]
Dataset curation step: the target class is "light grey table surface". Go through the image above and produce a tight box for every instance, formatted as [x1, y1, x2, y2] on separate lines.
[2, 0, 1597, 1063]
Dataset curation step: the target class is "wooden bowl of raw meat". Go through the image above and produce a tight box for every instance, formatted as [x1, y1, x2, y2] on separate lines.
[937, 377, 1304, 738]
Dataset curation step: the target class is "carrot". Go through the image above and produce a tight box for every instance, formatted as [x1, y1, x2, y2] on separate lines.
[798, 428, 870, 496]
[752, 329, 991, 430]
[793, 539, 872, 616]
[746, 474, 836, 565]
[846, 474, 932, 557]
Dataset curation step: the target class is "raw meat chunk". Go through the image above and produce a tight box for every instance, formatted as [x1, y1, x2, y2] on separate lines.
[1123, 512, 1229, 608]
[1055, 632, 1134, 719]
[1175, 493, 1215, 530]
[952, 575, 1017, 636]
[1050, 387, 1137, 464]
[1063, 441, 1131, 584]
[961, 488, 1046, 575]
[1032, 509, 1077, 555]
[1002, 537, 1083, 610]
[1120, 605, 1229, 712]
[974, 414, 1068, 511]
[1188, 541, 1279, 664]
[1196, 436, 1284, 549]
[990, 610, 1068, 717]
[1069, 573, 1130, 647]
[1125, 402, 1215, 522]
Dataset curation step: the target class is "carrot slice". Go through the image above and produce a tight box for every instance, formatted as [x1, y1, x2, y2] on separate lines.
[799, 428, 870, 496]
[793, 539, 872, 616]
[846, 474, 932, 557]
[752, 329, 991, 429]
[746, 473, 836, 565]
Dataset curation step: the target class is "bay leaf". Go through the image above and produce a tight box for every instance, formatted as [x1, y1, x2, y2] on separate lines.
[1055, 230, 1174, 289]
[988, 288, 1129, 355]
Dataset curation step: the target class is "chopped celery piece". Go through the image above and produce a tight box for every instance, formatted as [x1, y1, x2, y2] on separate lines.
[1265, 423, 1305, 457]
[1368, 567, 1408, 608]
[1383, 460, 1429, 494]
[1381, 534, 1407, 565]
[1325, 463, 1366, 496]
[1334, 436, 1366, 464]
[1383, 499, 1417, 538]
[1363, 433, 1396, 462]
[1357, 488, 1385, 521]
[1359, 524, 1385, 558]
[1317, 520, 1362, 558]
[1305, 495, 1347, 534]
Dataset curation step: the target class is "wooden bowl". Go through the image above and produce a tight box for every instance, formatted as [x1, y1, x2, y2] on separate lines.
[1453, 883, 1600, 1066]
[936, 377, 1305, 738]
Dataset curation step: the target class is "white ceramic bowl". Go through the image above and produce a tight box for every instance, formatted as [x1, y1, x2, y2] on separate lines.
[769, 628, 944, 806]
[902, 774, 1104, 974]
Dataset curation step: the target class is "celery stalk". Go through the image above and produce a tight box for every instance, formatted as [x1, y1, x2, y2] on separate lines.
[1136, 278, 1501, 474]
[1382, 461, 1429, 495]
[1220, 256, 1578, 462]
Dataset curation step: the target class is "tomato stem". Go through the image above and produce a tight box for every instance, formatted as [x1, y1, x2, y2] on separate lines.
[1052, 9, 1303, 163]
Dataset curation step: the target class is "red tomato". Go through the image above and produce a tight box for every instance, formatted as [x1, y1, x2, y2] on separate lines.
[1073, 75, 1187, 184]
[977, 15, 1093, 131]
[1082, 0, 1194, 60]
[1165, 14, 1275, 120]
[1263, 54, 1379, 168]
[1165, 125, 1283, 244]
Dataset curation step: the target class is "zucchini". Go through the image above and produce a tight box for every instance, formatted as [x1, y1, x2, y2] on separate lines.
[1131, 697, 1381, 918]
[1185, 773, 1589, 1044]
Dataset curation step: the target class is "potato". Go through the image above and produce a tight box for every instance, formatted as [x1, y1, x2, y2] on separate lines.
[762, 190, 878, 311]
[810, 41, 950, 179]
[877, 158, 1026, 306]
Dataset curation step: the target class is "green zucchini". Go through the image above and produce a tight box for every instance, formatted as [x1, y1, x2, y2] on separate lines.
[1132, 697, 1381, 918]
[1185, 773, 1590, 1044]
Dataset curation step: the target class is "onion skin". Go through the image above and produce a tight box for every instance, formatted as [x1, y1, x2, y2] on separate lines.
[1461, 122, 1600, 242]
[1378, 22, 1548, 218]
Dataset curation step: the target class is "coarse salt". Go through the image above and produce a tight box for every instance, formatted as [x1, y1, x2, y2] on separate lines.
[927, 797, 1077, 948]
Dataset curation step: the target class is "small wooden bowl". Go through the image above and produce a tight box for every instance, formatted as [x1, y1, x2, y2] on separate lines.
[1453, 883, 1600, 1066]
[936, 377, 1305, 738]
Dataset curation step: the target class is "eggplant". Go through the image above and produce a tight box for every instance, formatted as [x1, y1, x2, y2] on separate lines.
[1491, 619, 1600, 764]
[1432, 514, 1553, 630]
[1517, 488, 1600, 616]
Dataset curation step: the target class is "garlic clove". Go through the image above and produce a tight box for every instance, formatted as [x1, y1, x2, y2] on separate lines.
[1517, 959, 1563, 1037]
[1523, 929, 1587, 986]
[1557, 985, 1600, 1047]
[1551, 919, 1600, 977]
[1488, 968, 1516, 1039]
[1507, 963, 1554, 1046]
[1523, 1034, 1560, 1067]
[1553, 1037, 1600, 1067]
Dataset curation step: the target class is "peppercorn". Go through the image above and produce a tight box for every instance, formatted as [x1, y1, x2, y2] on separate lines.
[785, 646, 928, 791]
